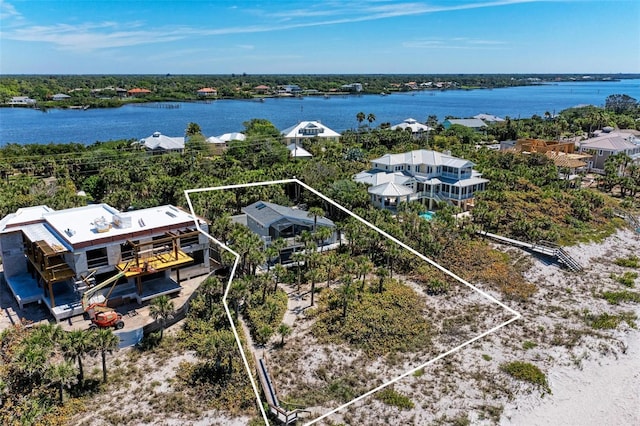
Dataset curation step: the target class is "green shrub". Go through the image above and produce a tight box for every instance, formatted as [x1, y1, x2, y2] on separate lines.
[586, 312, 637, 329]
[245, 289, 288, 345]
[522, 340, 537, 350]
[482, 354, 492, 361]
[600, 290, 640, 305]
[312, 279, 430, 356]
[425, 278, 450, 295]
[615, 271, 638, 287]
[375, 387, 415, 410]
[614, 255, 640, 268]
[500, 361, 550, 394]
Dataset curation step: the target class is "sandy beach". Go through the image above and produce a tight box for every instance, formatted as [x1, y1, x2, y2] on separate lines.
[500, 228, 640, 426]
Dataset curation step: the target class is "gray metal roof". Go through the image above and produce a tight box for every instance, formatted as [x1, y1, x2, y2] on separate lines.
[242, 201, 334, 229]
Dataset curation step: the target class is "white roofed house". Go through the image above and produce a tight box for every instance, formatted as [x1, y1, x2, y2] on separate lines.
[137, 132, 185, 154]
[355, 149, 489, 211]
[0, 204, 210, 322]
[281, 121, 340, 145]
[473, 113, 505, 124]
[287, 143, 313, 159]
[578, 129, 640, 174]
[52, 93, 71, 101]
[390, 118, 433, 139]
[9, 96, 36, 105]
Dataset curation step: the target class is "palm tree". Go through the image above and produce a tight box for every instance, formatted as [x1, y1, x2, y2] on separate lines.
[228, 277, 249, 316]
[291, 251, 306, 291]
[149, 295, 175, 340]
[367, 113, 376, 127]
[185, 122, 202, 137]
[46, 361, 77, 405]
[315, 226, 333, 251]
[278, 324, 292, 346]
[376, 267, 389, 293]
[264, 246, 278, 272]
[338, 275, 355, 319]
[356, 256, 374, 290]
[308, 267, 323, 307]
[91, 328, 119, 382]
[356, 111, 365, 128]
[247, 246, 266, 276]
[271, 238, 287, 264]
[307, 206, 325, 232]
[61, 329, 91, 383]
[273, 263, 287, 293]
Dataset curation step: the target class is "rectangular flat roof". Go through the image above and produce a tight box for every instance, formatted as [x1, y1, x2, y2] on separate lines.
[43, 204, 199, 248]
[0, 205, 54, 232]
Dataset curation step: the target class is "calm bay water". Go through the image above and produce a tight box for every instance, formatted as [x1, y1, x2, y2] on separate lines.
[1, 79, 639, 145]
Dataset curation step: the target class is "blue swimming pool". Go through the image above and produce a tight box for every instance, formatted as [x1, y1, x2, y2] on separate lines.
[420, 211, 436, 221]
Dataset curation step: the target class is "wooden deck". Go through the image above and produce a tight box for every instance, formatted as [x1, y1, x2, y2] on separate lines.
[115, 250, 193, 277]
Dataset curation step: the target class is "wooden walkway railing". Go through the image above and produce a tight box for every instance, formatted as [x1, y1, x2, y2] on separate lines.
[614, 208, 640, 232]
[478, 231, 583, 272]
[254, 354, 306, 424]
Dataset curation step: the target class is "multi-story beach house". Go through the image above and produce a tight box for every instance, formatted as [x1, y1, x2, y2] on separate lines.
[354, 149, 489, 210]
[0, 204, 210, 321]
[280, 121, 341, 145]
[578, 129, 640, 174]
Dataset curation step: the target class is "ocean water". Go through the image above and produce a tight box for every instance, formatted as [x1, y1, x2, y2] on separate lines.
[1, 79, 639, 145]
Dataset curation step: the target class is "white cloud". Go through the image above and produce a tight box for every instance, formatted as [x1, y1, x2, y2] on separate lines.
[403, 37, 508, 49]
[6, 22, 189, 52]
[0, 0, 20, 19]
[1, 0, 534, 53]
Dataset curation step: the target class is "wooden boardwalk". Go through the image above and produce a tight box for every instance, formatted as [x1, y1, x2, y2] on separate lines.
[478, 231, 583, 272]
[254, 354, 306, 424]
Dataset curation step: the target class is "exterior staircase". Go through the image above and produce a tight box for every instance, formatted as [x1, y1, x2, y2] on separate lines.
[478, 231, 583, 272]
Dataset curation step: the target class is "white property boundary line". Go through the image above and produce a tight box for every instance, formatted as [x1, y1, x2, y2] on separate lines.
[185, 179, 521, 426]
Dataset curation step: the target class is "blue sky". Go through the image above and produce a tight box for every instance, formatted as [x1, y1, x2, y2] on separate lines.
[1, 0, 638, 74]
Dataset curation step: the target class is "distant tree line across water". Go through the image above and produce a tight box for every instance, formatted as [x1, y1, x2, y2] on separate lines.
[1, 73, 639, 108]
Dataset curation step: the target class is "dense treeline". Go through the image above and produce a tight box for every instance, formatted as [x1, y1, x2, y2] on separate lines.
[2, 74, 638, 106]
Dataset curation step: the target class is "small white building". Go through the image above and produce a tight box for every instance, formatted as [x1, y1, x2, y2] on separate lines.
[218, 132, 246, 143]
[52, 93, 71, 101]
[390, 118, 433, 139]
[9, 96, 36, 105]
[473, 113, 505, 123]
[287, 143, 313, 159]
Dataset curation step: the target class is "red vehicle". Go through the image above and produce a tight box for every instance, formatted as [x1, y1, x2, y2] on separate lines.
[86, 303, 125, 330]
[81, 268, 128, 330]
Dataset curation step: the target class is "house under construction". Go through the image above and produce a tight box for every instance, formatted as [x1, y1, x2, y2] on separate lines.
[0, 204, 210, 321]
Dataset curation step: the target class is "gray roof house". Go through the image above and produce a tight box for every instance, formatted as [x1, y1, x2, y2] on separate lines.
[443, 118, 488, 131]
[578, 130, 640, 173]
[242, 201, 336, 247]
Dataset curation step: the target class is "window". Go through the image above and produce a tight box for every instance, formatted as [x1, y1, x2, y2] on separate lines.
[598, 150, 603, 156]
[120, 241, 137, 261]
[87, 247, 108, 268]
